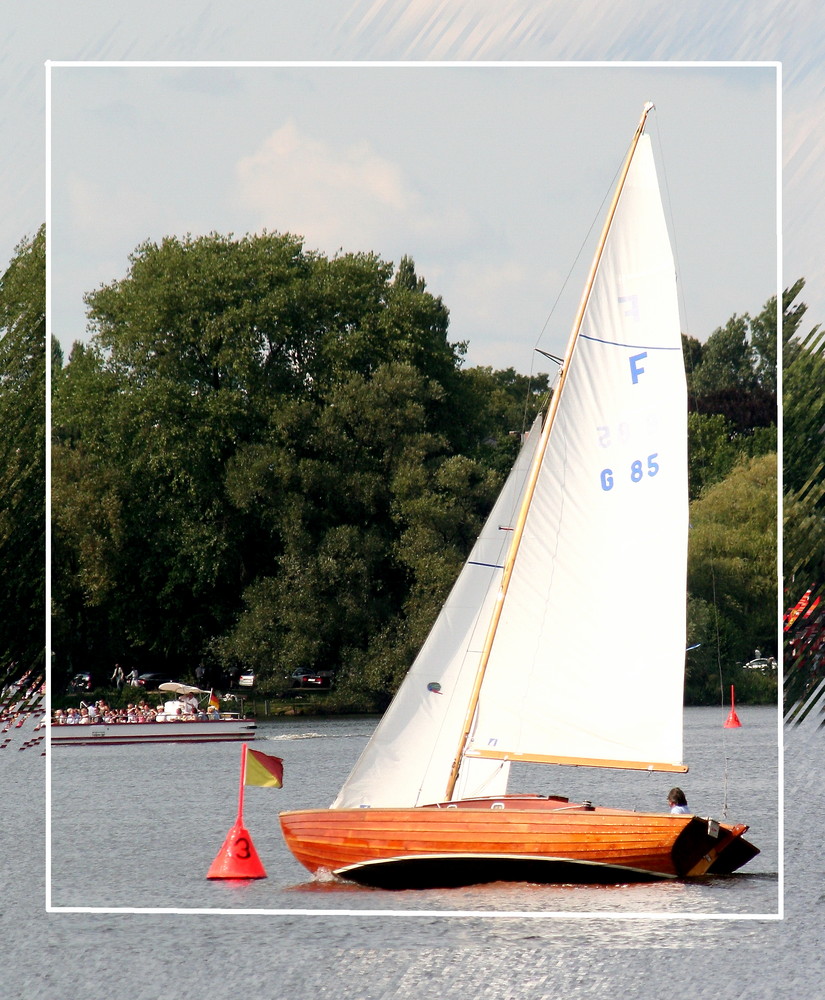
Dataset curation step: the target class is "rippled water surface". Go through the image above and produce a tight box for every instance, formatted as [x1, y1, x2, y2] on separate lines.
[48, 707, 779, 914]
[5, 703, 822, 999]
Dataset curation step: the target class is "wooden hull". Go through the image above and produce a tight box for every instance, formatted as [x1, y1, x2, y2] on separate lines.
[279, 795, 758, 889]
[50, 718, 257, 746]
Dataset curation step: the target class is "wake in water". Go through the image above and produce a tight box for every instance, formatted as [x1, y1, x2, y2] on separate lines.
[265, 732, 325, 741]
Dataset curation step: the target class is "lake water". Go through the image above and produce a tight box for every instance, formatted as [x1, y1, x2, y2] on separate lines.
[5, 703, 822, 999]
[48, 706, 780, 915]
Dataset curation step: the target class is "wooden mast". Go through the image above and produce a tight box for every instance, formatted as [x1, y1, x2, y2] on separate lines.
[444, 103, 657, 801]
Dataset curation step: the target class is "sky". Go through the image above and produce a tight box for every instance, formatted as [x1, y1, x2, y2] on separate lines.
[48, 62, 777, 370]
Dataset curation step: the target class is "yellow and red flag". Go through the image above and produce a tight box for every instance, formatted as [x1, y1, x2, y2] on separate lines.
[243, 746, 284, 788]
[208, 691, 220, 710]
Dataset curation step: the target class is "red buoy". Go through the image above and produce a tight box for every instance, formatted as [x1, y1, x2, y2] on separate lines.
[724, 684, 742, 728]
[207, 819, 267, 880]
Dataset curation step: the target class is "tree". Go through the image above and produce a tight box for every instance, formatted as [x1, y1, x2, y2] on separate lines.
[51, 232, 495, 694]
[686, 453, 777, 701]
[683, 290, 780, 500]
[687, 297, 777, 434]
[0, 227, 46, 687]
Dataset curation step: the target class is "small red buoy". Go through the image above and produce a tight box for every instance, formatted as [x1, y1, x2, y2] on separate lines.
[207, 819, 267, 880]
[724, 684, 742, 728]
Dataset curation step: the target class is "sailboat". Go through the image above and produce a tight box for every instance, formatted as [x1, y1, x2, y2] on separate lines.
[279, 104, 759, 889]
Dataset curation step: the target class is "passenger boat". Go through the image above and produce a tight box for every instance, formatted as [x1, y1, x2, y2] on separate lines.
[51, 683, 257, 746]
[280, 104, 759, 889]
[50, 715, 257, 746]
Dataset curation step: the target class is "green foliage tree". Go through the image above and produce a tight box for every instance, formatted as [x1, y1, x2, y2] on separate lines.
[683, 289, 781, 500]
[51, 232, 508, 698]
[686, 452, 777, 702]
[0, 227, 46, 685]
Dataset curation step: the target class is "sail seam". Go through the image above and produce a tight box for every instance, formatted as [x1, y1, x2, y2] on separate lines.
[579, 333, 681, 351]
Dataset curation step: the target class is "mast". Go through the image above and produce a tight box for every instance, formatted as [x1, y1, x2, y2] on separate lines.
[444, 103, 657, 801]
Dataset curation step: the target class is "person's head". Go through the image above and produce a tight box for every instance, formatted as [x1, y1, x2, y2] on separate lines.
[667, 787, 687, 807]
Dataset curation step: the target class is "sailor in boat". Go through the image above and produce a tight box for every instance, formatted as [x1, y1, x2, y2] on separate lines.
[668, 787, 690, 814]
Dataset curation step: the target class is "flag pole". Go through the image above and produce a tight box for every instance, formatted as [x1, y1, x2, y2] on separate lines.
[206, 740, 267, 880]
[237, 742, 248, 823]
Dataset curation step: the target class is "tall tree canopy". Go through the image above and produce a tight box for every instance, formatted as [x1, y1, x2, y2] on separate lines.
[0, 226, 46, 686]
[52, 231, 547, 698]
[683, 288, 779, 500]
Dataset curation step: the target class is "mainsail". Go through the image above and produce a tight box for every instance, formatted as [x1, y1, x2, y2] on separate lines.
[468, 131, 688, 773]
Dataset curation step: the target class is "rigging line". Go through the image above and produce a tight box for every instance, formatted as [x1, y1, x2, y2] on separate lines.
[531, 163, 619, 358]
[520, 157, 622, 439]
[711, 563, 732, 819]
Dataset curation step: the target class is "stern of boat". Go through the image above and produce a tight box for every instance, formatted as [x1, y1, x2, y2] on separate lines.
[672, 816, 759, 876]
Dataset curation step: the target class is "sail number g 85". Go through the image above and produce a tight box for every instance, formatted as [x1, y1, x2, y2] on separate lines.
[600, 453, 659, 491]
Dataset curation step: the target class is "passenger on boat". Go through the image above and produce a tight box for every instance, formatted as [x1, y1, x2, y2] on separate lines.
[668, 787, 690, 814]
[180, 692, 199, 717]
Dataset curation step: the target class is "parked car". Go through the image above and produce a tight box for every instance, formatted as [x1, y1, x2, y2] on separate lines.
[135, 672, 179, 689]
[290, 669, 335, 689]
[238, 673, 255, 688]
[742, 657, 776, 672]
[68, 672, 93, 692]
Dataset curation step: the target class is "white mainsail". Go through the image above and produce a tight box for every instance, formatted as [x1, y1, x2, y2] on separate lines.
[467, 132, 688, 773]
[333, 413, 544, 808]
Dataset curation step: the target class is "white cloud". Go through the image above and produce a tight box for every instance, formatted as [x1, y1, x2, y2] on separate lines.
[235, 119, 441, 255]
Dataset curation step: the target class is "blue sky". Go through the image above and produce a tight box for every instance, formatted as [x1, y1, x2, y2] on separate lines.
[48, 62, 777, 370]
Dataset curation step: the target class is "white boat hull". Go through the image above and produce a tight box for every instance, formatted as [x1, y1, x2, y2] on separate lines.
[50, 719, 257, 746]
